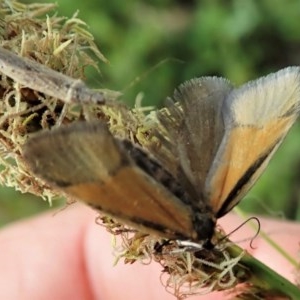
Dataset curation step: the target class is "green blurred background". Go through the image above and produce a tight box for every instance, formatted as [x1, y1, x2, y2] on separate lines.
[1, 0, 300, 226]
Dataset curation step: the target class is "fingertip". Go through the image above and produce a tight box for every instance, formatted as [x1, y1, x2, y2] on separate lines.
[0, 203, 95, 300]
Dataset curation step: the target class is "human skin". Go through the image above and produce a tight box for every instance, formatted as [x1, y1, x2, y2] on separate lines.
[0, 203, 299, 300]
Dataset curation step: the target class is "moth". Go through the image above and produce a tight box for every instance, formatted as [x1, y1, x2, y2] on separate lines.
[1, 47, 299, 246]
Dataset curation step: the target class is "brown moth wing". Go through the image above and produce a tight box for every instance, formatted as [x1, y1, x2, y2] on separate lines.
[207, 67, 300, 217]
[157, 78, 233, 203]
[23, 122, 198, 240]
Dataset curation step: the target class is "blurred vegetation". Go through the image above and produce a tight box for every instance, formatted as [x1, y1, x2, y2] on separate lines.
[1, 0, 300, 226]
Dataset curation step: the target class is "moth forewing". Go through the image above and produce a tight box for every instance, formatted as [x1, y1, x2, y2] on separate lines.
[23, 122, 199, 240]
[206, 67, 300, 216]
[64, 164, 199, 240]
[23, 122, 127, 186]
[214, 139, 283, 218]
[158, 78, 233, 197]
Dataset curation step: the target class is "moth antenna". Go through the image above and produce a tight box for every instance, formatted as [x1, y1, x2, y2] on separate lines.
[219, 216, 261, 249]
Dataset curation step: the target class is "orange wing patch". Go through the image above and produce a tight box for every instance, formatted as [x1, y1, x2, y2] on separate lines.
[65, 165, 197, 240]
[208, 116, 293, 215]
